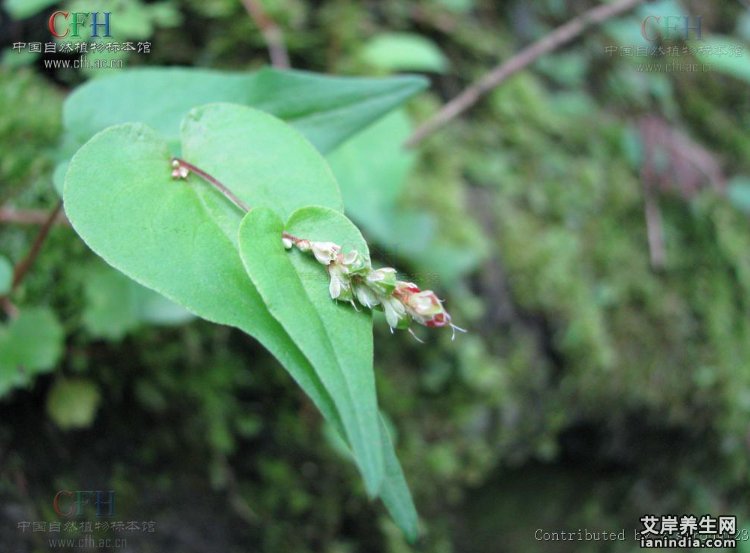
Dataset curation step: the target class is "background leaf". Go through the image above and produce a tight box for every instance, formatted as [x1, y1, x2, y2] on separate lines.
[46, 378, 101, 430]
[328, 109, 434, 255]
[3, 0, 57, 19]
[728, 176, 750, 214]
[359, 32, 450, 74]
[0, 307, 64, 397]
[694, 36, 750, 83]
[82, 261, 194, 340]
[0, 255, 12, 295]
[61, 67, 427, 158]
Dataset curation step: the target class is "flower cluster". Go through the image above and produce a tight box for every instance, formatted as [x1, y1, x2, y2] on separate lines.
[283, 235, 465, 340]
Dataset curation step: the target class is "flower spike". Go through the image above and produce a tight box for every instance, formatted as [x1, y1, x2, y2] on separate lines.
[287, 239, 465, 340]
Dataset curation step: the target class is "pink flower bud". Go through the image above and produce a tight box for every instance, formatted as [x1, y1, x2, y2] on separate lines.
[296, 239, 311, 252]
[395, 282, 451, 328]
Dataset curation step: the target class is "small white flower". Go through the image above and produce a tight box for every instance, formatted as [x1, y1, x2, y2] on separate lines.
[366, 267, 397, 295]
[328, 264, 352, 301]
[311, 241, 341, 265]
[282, 236, 293, 249]
[382, 296, 406, 329]
[354, 283, 380, 308]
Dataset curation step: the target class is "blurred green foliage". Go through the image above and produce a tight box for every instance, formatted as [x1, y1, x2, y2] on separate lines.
[2, 0, 750, 552]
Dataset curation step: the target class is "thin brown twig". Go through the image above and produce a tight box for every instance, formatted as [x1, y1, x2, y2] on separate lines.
[239, 0, 290, 69]
[405, 0, 646, 148]
[10, 201, 64, 292]
[0, 207, 70, 226]
[642, 181, 666, 269]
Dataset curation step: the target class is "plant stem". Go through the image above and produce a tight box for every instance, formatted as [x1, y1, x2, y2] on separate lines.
[172, 158, 252, 212]
[239, 0, 290, 68]
[8, 200, 63, 295]
[171, 158, 304, 243]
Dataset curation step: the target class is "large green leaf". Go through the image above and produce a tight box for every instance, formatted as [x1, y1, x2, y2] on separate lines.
[239, 206, 383, 495]
[61, 67, 428, 157]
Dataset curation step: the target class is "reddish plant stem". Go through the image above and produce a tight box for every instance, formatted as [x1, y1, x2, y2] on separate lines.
[172, 158, 303, 243]
[173, 158, 252, 212]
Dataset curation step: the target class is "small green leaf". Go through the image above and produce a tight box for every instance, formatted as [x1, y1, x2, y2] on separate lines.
[360, 33, 450, 74]
[0, 307, 64, 397]
[0, 255, 12, 295]
[238, 206, 383, 496]
[46, 378, 101, 430]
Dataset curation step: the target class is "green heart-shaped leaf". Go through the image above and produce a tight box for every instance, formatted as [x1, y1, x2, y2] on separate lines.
[239, 206, 382, 494]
